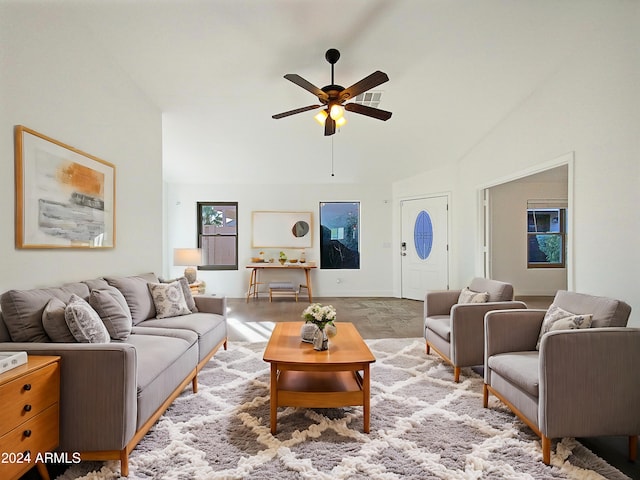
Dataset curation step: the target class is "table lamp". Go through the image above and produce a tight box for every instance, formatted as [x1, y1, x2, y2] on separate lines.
[173, 248, 203, 284]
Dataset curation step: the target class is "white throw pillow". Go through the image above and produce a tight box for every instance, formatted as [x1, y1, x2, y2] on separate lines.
[148, 281, 192, 319]
[458, 287, 489, 304]
[64, 294, 110, 343]
[536, 304, 593, 350]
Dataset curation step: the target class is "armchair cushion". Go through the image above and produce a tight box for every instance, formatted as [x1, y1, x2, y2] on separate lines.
[468, 277, 514, 302]
[536, 304, 593, 349]
[487, 352, 539, 397]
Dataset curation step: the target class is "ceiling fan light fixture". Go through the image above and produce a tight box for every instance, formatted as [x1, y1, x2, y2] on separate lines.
[335, 116, 347, 127]
[314, 110, 328, 125]
[329, 104, 344, 120]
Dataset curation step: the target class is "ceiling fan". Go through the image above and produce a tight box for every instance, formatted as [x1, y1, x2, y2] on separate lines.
[272, 48, 392, 136]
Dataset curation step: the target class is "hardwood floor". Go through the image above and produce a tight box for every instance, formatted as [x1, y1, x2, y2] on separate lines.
[227, 296, 425, 342]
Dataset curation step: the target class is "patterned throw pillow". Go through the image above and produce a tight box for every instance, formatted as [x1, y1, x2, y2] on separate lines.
[458, 287, 489, 304]
[148, 281, 192, 319]
[159, 276, 198, 313]
[536, 304, 593, 350]
[64, 294, 110, 343]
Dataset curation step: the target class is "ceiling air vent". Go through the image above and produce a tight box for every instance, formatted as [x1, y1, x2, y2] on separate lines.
[353, 91, 383, 108]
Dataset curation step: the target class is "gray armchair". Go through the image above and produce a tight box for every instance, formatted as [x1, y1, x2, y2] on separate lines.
[483, 290, 638, 464]
[424, 277, 526, 382]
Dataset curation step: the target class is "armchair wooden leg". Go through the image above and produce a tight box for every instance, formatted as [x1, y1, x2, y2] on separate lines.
[541, 435, 551, 465]
[629, 435, 638, 462]
[425, 341, 430, 354]
[453, 366, 461, 383]
[483, 384, 489, 408]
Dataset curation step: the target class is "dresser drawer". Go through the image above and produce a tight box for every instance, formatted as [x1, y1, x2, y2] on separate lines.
[0, 403, 59, 479]
[0, 363, 60, 434]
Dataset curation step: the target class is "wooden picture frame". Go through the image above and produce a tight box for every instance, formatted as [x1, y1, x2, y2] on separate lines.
[14, 125, 116, 248]
[251, 211, 312, 248]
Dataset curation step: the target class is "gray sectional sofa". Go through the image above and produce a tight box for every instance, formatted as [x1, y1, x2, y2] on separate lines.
[0, 272, 228, 476]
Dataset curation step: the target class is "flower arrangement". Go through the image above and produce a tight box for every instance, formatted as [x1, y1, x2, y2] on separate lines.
[301, 303, 336, 331]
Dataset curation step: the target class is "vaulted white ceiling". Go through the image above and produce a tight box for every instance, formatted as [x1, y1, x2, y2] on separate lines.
[63, 0, 609, 184]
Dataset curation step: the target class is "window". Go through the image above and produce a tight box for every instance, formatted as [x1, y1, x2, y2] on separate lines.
[527, 207, 566, 268]
[197, 202, 238, 270]
[319, 202, 360, 269]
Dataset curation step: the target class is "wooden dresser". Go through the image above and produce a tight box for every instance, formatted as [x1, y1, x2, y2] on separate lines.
[0, 355, 60, 480]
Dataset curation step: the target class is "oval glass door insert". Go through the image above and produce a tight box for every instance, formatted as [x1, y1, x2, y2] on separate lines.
[414, 210, 434, 260]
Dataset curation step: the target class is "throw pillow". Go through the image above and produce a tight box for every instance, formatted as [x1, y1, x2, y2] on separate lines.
[536, 304, 593, 350]
[148, 281, 192, 319]
[42, 297, 76, 342]
[89, 287, 133, 340]
[64, 294, 110, 343]
[104, 273, 159, 325]
[458, 287, 489, 304]
[159, 276, 198, 313]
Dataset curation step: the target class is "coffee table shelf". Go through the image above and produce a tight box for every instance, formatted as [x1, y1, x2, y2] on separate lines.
[277, 370, 365, 408]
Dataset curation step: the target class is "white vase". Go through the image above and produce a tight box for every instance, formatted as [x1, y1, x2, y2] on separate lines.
[313, 326, 329, 351]
[300, 323, 318, 343]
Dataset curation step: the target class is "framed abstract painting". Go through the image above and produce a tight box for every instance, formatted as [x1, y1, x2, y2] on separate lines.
[14, 125, 116, 248]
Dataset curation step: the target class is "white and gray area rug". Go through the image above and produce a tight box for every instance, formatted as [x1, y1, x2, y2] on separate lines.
[57, 338, 630, 479]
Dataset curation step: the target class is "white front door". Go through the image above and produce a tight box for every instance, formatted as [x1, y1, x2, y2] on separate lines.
[401, 196, 449, 300]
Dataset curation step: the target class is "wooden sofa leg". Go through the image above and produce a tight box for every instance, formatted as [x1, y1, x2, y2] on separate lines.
[629, 435, 638, 462]
[453, 366, 461, 383]
[483, 384, 489, 408]
[425, 341, 430, 354]
[541, 435, 551, 465]
[192, 376, 198, 393]
[120, 450, 129, 477]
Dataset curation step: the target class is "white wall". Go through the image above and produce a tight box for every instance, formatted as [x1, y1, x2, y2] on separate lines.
[393, 4, 640, 325]
[165, 182, 394, 298]
[0, 4, 163, 292]
[488, 177, 568, 296]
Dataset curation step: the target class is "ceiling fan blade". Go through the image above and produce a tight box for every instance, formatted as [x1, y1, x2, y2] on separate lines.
[339, 71, 389, 101]
[284, 74, 329, 102]
[272, 104, 323, 119]
[324, 116, 336, 136]
[344, 103, 392, 121]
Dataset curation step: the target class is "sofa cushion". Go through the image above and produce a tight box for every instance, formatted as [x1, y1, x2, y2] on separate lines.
[137, 312, 227, 363]
[148, 282, 192, 319]
[536, 304, 593, 350]
[42, 297, 76, 342]
[64, 294, 110, 343]
[105, 273, 158, 325]
[89, 287, 133, 340]
[458, 287, 489, 304]
[125, 329, 198, 427]
[488, 351, 540, 397]
[159, 276, 198, 313]
[0, 287, 83, 342]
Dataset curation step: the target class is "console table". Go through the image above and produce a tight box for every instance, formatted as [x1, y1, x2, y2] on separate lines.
[246, 263, 317, 302]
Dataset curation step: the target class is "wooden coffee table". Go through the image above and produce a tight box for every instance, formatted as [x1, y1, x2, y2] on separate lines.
[263, 321, 376, 434]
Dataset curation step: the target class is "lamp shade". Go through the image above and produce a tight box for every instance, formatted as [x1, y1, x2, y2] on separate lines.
[173, 248, 202, 266]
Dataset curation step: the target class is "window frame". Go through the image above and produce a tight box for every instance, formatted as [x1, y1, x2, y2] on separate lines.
[527, 207, 566, 269]
[197, 201, 238, 271]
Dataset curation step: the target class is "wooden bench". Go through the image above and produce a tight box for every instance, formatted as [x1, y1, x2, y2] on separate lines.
[269, 282, 299, 302]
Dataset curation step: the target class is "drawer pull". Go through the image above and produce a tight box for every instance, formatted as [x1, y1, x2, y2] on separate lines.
[24, 404, 32, 412]
[24, 429, 32, 437]
[23, 383, 32, 391]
